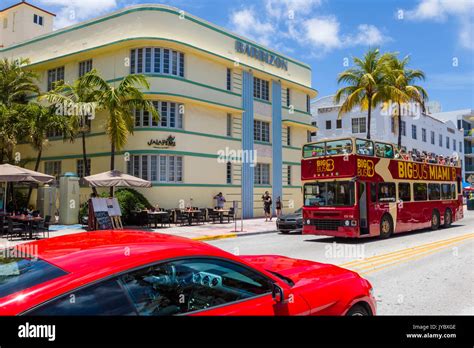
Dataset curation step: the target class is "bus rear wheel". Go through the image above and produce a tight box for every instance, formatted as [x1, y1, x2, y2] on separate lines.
[379, 214, 393, 239]
[444, 209, 452, 228]
[431, 210, 440, 230]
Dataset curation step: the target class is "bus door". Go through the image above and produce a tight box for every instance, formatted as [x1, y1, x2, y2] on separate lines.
[358, 182, 369, 235]
[368, 183, 380, 235]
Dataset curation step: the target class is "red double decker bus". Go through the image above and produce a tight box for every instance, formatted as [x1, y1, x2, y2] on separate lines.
[301, 137, 463, 238]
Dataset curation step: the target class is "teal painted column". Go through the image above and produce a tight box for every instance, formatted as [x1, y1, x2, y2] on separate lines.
[272, 80, 282, 211]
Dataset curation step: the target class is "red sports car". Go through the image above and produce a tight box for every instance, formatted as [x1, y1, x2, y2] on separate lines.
[0, 231, 376, 316]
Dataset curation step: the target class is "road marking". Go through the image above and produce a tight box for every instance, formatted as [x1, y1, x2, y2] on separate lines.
[339, 233, 474, 275]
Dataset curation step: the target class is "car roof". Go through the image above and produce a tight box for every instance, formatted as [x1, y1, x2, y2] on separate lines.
[16, 230, 230, 274]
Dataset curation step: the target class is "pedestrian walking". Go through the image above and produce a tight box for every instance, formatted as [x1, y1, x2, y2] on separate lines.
[276, 196, 282, 217]
[262, 191, 273, 222]
[213, 192, 226, 209]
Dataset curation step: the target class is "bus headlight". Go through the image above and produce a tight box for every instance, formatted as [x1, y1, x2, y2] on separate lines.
[306, 219, 311, 225]
[351, 220, 358, 226]
[344, 220, 350, 226]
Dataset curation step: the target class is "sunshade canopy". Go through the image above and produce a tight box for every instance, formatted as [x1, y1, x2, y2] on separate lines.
[0, 164, 55, 183]
[84, 170, 152, 188]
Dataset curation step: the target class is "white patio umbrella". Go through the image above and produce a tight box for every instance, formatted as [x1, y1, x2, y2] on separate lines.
[0, 164, 55, 213]
[83, 170, 152, 189]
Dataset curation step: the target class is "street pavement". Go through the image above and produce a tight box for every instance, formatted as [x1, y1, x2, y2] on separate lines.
[205, 210, 474, 315]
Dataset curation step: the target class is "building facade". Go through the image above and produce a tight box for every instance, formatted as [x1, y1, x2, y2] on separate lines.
[1, 3, 317, 217]
[311, 95, 464, 174]
[432, 109, 474, 183]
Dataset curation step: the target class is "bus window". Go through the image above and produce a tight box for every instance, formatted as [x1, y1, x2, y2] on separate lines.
[428, 183, 441, 200]
[398, 183, 411, 201]
[375, 142, 394, 158]
[457, 177, 461, 194]
[325, 139, 352, 155]
[356, 139, 374, 156]
[370, 183, 377, 202]
[451, 184, 456, 199]
[304, 182, 354, 207]
[414, 183, 427, 201]
[378, 183, 396, 202]
[441, 184, 452, 200]
[303, 143, 325, 158]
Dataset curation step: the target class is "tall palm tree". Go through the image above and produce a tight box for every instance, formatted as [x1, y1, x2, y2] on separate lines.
[335, 48, 392, 139]
[80, 70, 159, 195]
[40, 75, 98, 180]
[0, 58, 39, 106]
[384, 55, 428, 148]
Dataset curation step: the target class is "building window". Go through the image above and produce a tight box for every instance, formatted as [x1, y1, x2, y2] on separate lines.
[446, 136, 450, 149]
[253, 77, 269, 101]
[306, 95, 310, 113]
[46, 128, 63, 138]
[226, 162, 232, 184]
[411, 125, 417, 139]
[47, 67, 65, 91]
[286, 88, 290, 107]
[255, 163, 270, 185]
[391, 117, 395, 133]
[130, 48, 184, 77]
[3, 18, 7, 29]
[326, 120, 332, 130]
[336, 119, 342, 129]
[44, 161, 61, 179]
[226, 114, 232, 136]
[226, 68, 232, 91]
[33, 14, 44, 26]
[78, 59, 93, 77]
[134, 101, 183, 129]
[287, 165, 292, 186]
[460, 142, 462, 153]
[128, 155, 183, 183]
[307, 130, 312, 142]
[439, 134, 443, 147]
[254, 120, 270, 142]
[401, 121, 406, 136]
[422, 128, 427, 142]
[286, 127, 291, 146]
[431, 131, 435, 145]
[453, 139, 456, 151]
[76, 159, 91, 178]
[352, 117, 366, 133]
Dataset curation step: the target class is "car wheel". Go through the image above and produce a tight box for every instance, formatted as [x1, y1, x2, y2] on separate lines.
[346, 304, 370, 316]
[280, 230, 290, 234]
[443, 209, 452, 228]
[431, 210, 440, 230]
[379, 214, 393, 239]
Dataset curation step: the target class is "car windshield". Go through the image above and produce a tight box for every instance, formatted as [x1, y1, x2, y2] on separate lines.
[294, 208, 302, 214]
[304, 181, 355, 207]
[0, 253, 68, 298]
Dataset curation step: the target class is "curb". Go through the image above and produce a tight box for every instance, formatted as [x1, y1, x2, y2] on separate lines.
[191, 229, 276, 241]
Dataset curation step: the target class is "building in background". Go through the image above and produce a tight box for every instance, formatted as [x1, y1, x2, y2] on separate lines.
[311, 95, 464, 175]
[1, 2, 317, 218]
[432, 109, 474, 184]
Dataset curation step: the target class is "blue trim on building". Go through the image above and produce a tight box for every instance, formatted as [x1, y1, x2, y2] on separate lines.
[272, 80, 283, 209]
[241, 71, 255, 218]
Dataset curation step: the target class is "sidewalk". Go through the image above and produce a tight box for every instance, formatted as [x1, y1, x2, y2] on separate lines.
[0, 218, 279, 247]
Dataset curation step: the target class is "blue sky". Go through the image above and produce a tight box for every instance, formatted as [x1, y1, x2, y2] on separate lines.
[4, 0, 474, 110]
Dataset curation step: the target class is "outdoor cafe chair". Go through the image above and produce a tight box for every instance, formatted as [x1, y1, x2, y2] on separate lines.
[223, 207, 235, 223]
[36, 215, 51, 239]
[206, 208, 219, 223]
[7, 218, 25, 241]
[175, 209, 188, 226]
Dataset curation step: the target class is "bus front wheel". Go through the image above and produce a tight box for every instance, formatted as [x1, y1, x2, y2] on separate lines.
[431, 210, 440, 230]
[379, 214, 393, 239]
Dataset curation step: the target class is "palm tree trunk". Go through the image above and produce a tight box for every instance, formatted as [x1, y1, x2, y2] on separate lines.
[82, 132, 98, 196]
[110, 141, 115, 197]
[26, 146, 42, 204]
[366, 97, 372, 139]
[397, 102, 402, 149]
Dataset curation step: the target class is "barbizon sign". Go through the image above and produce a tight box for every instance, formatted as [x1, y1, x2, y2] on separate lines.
[147, 135, 176, 148]
[235, 41, 288, 71]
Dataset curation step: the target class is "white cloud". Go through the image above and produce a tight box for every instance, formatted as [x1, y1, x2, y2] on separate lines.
[38, 0, 118, 28]
[230, 7, 276, 46]
[265, 0, 322, 19]
[349, 24, 387, 46]
[402, 0, 474, 50]
[301, 16, 341, 51]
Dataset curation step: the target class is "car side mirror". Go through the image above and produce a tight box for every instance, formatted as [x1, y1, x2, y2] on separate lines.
[272, 283, 284, 303]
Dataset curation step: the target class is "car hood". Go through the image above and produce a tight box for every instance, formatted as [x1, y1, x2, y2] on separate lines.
[240, 255, 356, 287]
[279, 213, 301, 220]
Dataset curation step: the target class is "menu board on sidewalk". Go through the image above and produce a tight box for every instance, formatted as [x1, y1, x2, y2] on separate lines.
[91, 198, 122, 230]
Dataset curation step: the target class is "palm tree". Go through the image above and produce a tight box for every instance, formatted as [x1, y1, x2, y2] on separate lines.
[21, 103, 70, 202]
[0, 58, 39, 106]
[335, 48, 392, 139]
[384, 55, 428, 148]
[40, 76, 98, 180]
[80, 70, 159, 195]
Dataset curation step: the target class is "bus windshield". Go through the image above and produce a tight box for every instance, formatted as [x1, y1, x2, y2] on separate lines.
[303, 139, 352, 158]
[304, 181, 355, 207]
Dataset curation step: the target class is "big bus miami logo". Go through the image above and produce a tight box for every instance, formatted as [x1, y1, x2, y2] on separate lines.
[397, 162, 456, 181]
[316, 159, 335, 173]
[357, 159, 375, 177]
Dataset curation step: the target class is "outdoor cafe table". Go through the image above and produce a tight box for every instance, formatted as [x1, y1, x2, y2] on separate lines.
[147, 211, 168, 228]
[10, 216, 44, 239]
[213, 209, 230, 223]
[181, 210, 201, 225]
